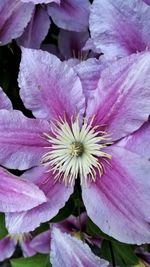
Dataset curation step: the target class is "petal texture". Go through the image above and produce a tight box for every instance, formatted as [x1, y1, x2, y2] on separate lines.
[0, 0, 34, 45]
[6, 166, 73, 233]
[0, 167, 46, 212]
[73, 58, 108, 104]
[0, 109, 49, 170]
[87, 52, 150, 141]
[17, 6, 50, 49]
[21, 0, 60, 3]
[82, 146, 150, 244]
[119, 120, 150, 159]
[50, 227, 108, 267]
[0, 87, 12, 110]
[19, 48, 85, 120]
[90, 0, 150, 59]
[48, 0, 90, 32]
[0, 236, 16, 261]
[30, 230, 50, 254]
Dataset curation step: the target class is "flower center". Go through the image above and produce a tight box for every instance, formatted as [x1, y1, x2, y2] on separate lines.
[41, 116, 112, 186]
[70, 141, 84, 156]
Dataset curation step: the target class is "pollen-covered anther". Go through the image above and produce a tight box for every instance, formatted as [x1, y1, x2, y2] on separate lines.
[41, 116, 112, 186]
[70, 141, 84, 156]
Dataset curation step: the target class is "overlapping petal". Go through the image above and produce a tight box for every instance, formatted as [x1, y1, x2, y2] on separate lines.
[21, 0, 60, 3]
[90, 0, 150, 59]
[0, 87, 12, 110]
[0, 0, 34, 45]
[0, 236, 16, 261]
[30, 230, 50, 254]
[50, 227, 108, 267]
[17, 6, 50, 49]
[73, 58, 108, 104]
[6, 166, 73, 233]
[87, 52, 150, 141]
[118, 120, 150, 159]
[0, 167, 46, 212]
[82, 146, 150, 244]
[48, 0, 90, 32]
[0, 109, 50, 170]
[19, 48, 85, 120]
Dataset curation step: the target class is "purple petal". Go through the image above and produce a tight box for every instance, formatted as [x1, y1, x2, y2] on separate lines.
[87, 52, 150, 141]
[17, 6, 50, 49]
[50, 227, 108, 267]
[90, 0, 150, 59]
[0, 109, 49, 170]
[21, 0, 60, 3]
[19, 48, 85, 120]
[143, 0, 150, 5]
[0, 167, 46, 212]
[56, 213, 87, 233]
[58, 29, 89, 59]
[73, 58, 109, 104]
[30, 230, 50, 254]
[6, 166, 73, 233]
[48, 0, 90, 32]
[119, 120, 150, 159]
[0, 236, 16, 261]
[21, 239, 36, 257]
[82, 146, 150, 244]
[0, 87, 12, 110]
[0, 0, 34, 45]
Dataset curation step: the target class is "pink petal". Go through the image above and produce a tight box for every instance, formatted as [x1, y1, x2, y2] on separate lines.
[21, 0, 60, 3]
[143, 0, 150, 5]
[118, 120, 150, 159]
[17, 6, 50, 49]
[56, 213, 87, 233]
[21, 239, 36, 257]
[0, 109, 49, 170]
[82, 146, 150, 244]
[0, 167, 46, 212]
[48, 0, 90, 32]
[50, 227, 108, 267]
[90, 0, 150, 59]
[0, 236, 16, 261]
[6, 166, 73, 233]
[87, 52, 150, 141]
[73, 58, 109, 104]
[0, 0, 34, 45]
[30, 230, 50, 254]
[0, 87, 12, 110]
[19, 48, 85, 120]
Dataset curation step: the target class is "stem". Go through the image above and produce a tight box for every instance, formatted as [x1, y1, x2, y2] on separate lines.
[109, 241, 116, 267]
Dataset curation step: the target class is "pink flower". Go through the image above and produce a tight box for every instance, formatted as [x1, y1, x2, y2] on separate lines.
[0, 49, 150, 245]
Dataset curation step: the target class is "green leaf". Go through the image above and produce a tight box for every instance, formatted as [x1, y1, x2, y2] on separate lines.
[11, 254, 51, 267]
[101, 240, 139, 267]
[86, 218, 116, 241]
[0, 213, 8, 239]
[50, 196, 74, 223]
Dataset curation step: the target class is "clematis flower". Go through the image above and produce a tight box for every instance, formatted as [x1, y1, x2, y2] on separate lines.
[0, 0, 90, 48]
[0, 230, 50, 261]
[50, 226, 108, 267]
[53, 213, 102, 247]
[0, 49, 150, 245]
[89, 0, 150, 59]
